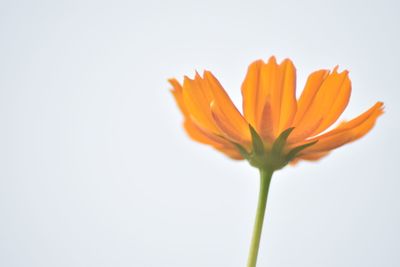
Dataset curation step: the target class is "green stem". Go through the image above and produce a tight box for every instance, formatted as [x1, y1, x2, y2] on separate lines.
[247, 168, 274, 267]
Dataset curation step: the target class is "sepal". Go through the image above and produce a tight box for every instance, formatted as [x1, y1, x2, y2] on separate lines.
[271, 127, 294, 155]
[233, 143, 251, 161]
[285, 140, 318, 162]
[249, 125, 265, 157]
[231, 125, 318, 171]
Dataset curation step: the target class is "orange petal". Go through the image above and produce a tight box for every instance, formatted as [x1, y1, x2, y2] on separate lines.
[216, 146, 243, 160]
[289, 151, 330, 165]
[242, 57, 296, 139]
[169, 78, 188, 117]
[320, 101, 383, 138]
[258, 99, 274, 141]
[171, 78, 225, 145]
[210, 101, 250, 145]
[288, 118, 323, 144]
[301, 102, 384, 153]
[301, 132, 353, 153]
[183, 119, 222, 146]
[292, 70, 329, 126]
[184, 120, 243, 160]
[313, 73, 351, 134]
[293, 68, 350, 139]
[181, 76, 219, 133]
[241, 58, 279, 137]
[204, 71, 251, 142]
[299, 151, 331, 161]
[170, 78, 228, 146]
[171, 73, 249, 158]
[241, 60, 263, 128]
[259, 57, 280, 137]
[277, 59, 297, 134]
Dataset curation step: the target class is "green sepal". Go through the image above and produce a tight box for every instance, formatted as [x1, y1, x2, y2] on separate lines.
[285, 140, 318, 162]
[230, 125, 319, 171]
[233, 143, 251, 161]
[249, 125, 265, 157]
[271, 127, 294, 155]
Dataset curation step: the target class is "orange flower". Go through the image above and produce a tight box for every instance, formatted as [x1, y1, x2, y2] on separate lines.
[168, 56, 383, 267]
[169, 56, 383, 169]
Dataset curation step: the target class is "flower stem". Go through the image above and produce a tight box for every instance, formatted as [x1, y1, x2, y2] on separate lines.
[247, 168, 274, 267]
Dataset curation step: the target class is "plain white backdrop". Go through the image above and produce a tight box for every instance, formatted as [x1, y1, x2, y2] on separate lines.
[0, 0, 399, 266]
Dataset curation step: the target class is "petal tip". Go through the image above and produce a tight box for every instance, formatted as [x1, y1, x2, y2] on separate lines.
[373, 101, 385, 115]
[268, 56, 277, 64]
[168, 78, 182, 92]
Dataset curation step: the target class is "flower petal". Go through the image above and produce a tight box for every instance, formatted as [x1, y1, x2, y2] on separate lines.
[241, 57, 297, 139]
[277, 59, 297, 134]
[181, 76, 219, 133]
[299, 151, 331, 161]
[258, 99, 274, 141]
[183, 119, 222, 146]
[241, 57, 279, 137]
[300, 102, 384, 153]
[204, 71, 251, 142]
[217, 146, 243, 160]
[169, 78, 188, 117]
[259, 57, 281, 137]
[184, 120, 243, 159]
[241, 60, 263, 129]
[292, 70, 329, 126]
[210, 101, 250, 145]
[320, 101, 383, 137]
[288, 118, 323, 144]
[170, 78, 225, 144]
[313, 72, 352, 134]
[292, 68, 351, 139]
[289, 151, 330, 165]
[171, 73, 250, 158]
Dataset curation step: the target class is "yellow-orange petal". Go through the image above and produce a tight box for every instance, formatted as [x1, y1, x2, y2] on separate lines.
[320, 101, 383, 138]
[288, 118, 323, 144]
[169, 78, 188, 117]
[258, 99, 274, 141]
[277, 59, 297, 134]
[170, 78, 242, 158]
[242, 57, 297, 139]
[183, 120, 220, 146]
[313, 73, 352, 134]
[170, 78, 229, 147]
[292, 68, 350, 139]
[210, 101, 250, 145]
[183, 120, 243, 159]
[216, 146, 243, 160]
[241, 60, 263, 129]
[301, 102, 384, 153]
[181, 76, 219, 133]
[299, 151, 331, 161]
[204, 71, 251, 142]
[259, 57, 280, 136]
[301, 132, 352, 153]
[289, 151, 331, 165]
[292, 70, 329, 125]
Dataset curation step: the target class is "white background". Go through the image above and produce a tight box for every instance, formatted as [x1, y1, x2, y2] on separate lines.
[0, 0, 399, 266]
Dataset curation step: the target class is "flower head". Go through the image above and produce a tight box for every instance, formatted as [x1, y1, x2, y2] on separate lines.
[169, 56, 383, 170]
